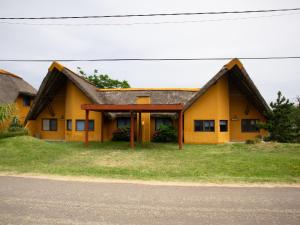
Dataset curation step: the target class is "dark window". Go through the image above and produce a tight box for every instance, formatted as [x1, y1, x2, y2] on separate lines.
[241, 119, 259, 132]
[42, 119, 57, 131]
[23, 96, 31, 106]
[194, 120, 215, 132]
[220, 120, 228, 132]
[76, 120, 94, 131]
[66, 120, 72, 131]
[117, 117, 130, 128]
[155, 118, 172, 130]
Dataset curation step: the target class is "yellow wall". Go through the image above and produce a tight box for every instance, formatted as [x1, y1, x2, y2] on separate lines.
[64, 81, 102, 142]
[229, 81, 267, 141]
[184, 75, 267, 144]
[27, 80, 102, 141]
[136, 96, 151, 142]
[184, 76, 230, 144]
[15, 95, 33, 124]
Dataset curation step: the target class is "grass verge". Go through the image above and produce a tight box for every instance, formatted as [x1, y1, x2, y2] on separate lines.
[0, 136, 299, 183]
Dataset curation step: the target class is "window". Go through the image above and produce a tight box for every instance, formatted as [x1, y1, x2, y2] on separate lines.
[241, 119, 259, 132]
[117, 117, 130, 128]
[194, 120, 215, 132]
[66, 120, 72, 131]
[42, 119, 57, 131]
[23, 96, 31, 106]
[76, 120, 94, 131]
[220, 120, 228, 132]
[155, 118, 172, 130]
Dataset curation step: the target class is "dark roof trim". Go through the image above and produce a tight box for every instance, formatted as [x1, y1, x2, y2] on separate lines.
[183, 58, 270, 113]
[25, 62, 99, 123]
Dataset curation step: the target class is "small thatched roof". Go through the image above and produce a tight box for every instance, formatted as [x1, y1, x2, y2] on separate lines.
[0, 69, 37, 104]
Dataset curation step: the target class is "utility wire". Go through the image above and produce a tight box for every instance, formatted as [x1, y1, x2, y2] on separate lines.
[1, 12, 299, 26]
[1, 57, 300, 62]
[0, 7, 300, 20]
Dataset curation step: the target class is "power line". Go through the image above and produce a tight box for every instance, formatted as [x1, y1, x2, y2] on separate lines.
[0, 7, 300, 20]
[1, 12, 299, 26]
[1, 57, 300, 62]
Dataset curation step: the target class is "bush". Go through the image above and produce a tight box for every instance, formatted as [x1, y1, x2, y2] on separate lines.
[245, 138, 261, 144]
[112, 127, 130, 141]
[152, 125, 177, 142]
[0, 116, 28, 139]
[0, 130, 28, 139]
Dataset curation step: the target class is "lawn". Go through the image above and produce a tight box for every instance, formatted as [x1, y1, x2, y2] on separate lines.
[0, 136, 300, 183]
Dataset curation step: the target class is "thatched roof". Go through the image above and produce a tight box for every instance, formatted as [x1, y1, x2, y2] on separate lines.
[26, 59, 270, 121]
[183, 58, 270, 114]
[0, 69, 37, 104]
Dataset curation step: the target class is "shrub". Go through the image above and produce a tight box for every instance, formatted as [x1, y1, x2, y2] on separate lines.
[0, 116, 28, 139]
[112, 127, 130, 141]
[245, 138, 261, 144]
[152, 125, 177, 142]
[0, 130, 28, 139]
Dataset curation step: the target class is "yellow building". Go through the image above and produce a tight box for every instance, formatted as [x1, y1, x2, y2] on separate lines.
[0, 69, 36, 127]
[25, 59, 269, 144]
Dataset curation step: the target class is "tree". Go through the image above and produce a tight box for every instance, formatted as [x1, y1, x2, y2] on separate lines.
[264, 91, 297, 142]
[77, 67, 130, 89]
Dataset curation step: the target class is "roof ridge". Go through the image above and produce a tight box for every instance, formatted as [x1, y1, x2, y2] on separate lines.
[0, 69, 22, 79]
[97, 88, 200, 92]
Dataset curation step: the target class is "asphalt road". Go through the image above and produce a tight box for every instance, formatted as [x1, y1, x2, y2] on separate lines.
[0, 176, 299, 225]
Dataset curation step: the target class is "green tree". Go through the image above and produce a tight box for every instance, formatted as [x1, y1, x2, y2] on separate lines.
[264, 91, 297, 142]
[293, 96, 300, 142]
[77, 67, 130, 89]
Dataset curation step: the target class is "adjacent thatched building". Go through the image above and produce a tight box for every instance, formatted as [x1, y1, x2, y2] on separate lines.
[0, 69, 37, 124]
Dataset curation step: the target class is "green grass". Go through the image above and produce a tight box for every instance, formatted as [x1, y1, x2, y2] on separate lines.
[0, 136, 300, 183]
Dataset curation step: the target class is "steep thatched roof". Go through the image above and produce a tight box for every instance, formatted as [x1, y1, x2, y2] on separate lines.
[0, 69, 37, 104]
[183, 59, 270, 114]
[26, 59, 270, 122]
[26, 62, 198, 121]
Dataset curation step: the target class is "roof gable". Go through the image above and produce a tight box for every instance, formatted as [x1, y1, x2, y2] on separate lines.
[25, 62, 99, 121]
[183, 59, 270, 113]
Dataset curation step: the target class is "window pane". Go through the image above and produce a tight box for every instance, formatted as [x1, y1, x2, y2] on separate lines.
[67, 120, 72, 131]
[23, 96, 31, 106]
[88, 120, 94, 131]
[155, 118, 172, 130]
[50, 119, 57, 131]
[194, 120, 203, 131]
[241, 119, 259, 132]
[220, 120, 228, 132]
[76, 120, 85, 131]
[117, 118, 130, 128]
[43, 119, 49, 131]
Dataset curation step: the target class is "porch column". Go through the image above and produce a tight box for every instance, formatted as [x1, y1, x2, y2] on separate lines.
[85, 109, 89, 146]
[178, 110, 183, 150]
[101, 112, 104, 143]
[138, 112, 142, 143]
[130, 111, 135, 149]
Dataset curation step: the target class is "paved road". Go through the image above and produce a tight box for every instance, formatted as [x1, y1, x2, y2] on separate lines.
[0, 176, 299, 225]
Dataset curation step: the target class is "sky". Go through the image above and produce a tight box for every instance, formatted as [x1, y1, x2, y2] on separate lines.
[0, 0, 299, 103]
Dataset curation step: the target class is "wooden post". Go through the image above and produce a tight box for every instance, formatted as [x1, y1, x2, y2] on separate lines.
[101, 112, 104, 143]
[138, 112, 142, 143]
[130, 111, 135, 149]
[85, 110, 89, 146]
[178, 110, 183, 150]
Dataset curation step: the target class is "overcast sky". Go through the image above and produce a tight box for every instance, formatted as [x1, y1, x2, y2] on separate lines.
[0, 0, 299, 103]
